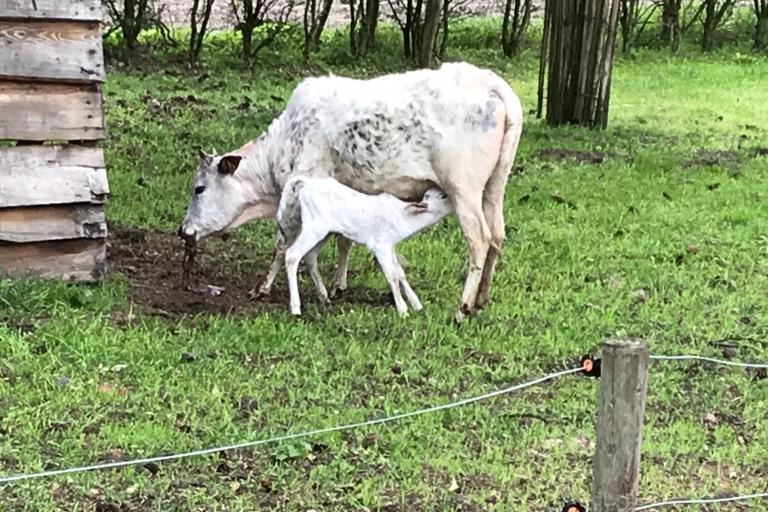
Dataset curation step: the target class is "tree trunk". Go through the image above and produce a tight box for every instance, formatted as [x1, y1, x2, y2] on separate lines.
[312, 0, 334, 48]
[438, 0, 449, 57]
[541, 0, 621, 128]
[357, 0, 379, 54]
[701, 0, 716, 51]
[660, 0, 681, 51]
[349, 0, 358, 54]
[190, 0, 216, 63]
[536, 0, 551, 118]
[757, 0, 768, 49]
[417, 0, 442, 67]
[619, 0, 637, 52]
[501, 0, 531, 57]
[700, 0, 734, 51]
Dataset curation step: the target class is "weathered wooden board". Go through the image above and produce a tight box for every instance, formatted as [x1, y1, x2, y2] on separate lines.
[0, 145, 108, 207]
[0, 238, 106, 282]
[0, 144, 104, 168]
[0, 0, 103, 21]
[0, 20, 104, 82]
[0, 81, 104, 141]
[0, 204, 106, 243]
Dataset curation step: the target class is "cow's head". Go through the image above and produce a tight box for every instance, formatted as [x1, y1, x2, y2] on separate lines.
[178, 150, 275, 241]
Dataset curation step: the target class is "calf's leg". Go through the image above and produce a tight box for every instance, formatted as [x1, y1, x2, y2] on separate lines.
[394, 257, 422, 311]
[372, 246, 409, 316]
[285, 228, 328, 316]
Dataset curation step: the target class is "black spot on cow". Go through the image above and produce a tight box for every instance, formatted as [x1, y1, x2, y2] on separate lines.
[463, 99, 498, 132]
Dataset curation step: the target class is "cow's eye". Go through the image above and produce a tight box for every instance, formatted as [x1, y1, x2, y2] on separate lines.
[195, 185, 206, 195]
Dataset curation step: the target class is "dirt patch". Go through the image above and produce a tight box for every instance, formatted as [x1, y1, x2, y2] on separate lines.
[683, 149, 744, 170]
[534, 148, 615, 164]
[107, 224, 391, 320]
[107, 224, 281, 319]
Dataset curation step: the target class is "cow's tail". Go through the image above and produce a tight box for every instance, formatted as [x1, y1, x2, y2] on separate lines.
[276, 176, 306, 241]
[486, 76, 523, 251]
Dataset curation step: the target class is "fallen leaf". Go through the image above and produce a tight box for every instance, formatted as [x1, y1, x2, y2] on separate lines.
[542, 438, 563, 450]
[448, 478, 460, 492]
[632, 288, 650, 304]
[97, 383, 115, 394]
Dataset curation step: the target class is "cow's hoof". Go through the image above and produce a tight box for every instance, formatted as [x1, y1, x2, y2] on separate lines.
[329, 286, 346, 299]
[249, 288, 267, 299]
[454, 304, 473, 324]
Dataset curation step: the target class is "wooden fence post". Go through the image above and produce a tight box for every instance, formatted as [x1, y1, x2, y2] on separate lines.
[590, 338, 649, 512]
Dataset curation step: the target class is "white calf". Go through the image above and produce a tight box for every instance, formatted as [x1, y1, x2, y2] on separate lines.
[277, 176, 453, 316]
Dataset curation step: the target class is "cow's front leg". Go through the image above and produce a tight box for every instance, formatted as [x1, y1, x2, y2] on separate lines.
[330, 235, 353, 297]
[252, 232, 285, 297]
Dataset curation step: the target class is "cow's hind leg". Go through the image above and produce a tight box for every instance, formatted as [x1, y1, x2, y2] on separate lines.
[330, 235, 353, 297]
[452, 193, 492, 322]
[475, 176, 509, 309]
[253, 232, 285, 297]
[305, 241, 330, 304]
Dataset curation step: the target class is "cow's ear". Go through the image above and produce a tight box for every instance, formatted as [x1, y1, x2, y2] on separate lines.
[218, 155, 242, 175]
[405, 202, 428, 214]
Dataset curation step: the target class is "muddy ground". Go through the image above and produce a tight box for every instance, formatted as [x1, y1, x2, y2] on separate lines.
[107, 224, 392, 320]
[108, 224, 273, 318]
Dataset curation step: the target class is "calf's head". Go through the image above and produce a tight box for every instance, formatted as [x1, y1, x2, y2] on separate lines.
[409, 188, 452, 218]
[179, 151, 273, 241]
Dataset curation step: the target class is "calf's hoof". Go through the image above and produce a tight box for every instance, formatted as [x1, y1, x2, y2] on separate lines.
[329, 286, 346, 299]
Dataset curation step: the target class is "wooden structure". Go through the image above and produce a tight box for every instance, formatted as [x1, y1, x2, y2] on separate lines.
[0, 0, 108, 282]
[590, 338, 649, 512]
[537, 0, 621, 128]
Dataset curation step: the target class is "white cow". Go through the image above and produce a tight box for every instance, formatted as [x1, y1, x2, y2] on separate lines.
[179, 61, 523, 320]
[277, 176, 453, 316]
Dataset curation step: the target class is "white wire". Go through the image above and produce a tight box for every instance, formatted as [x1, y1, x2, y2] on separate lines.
[635, 491, 768, 510]
[0, 366, 582, 485]
[650, 354, 768, 369]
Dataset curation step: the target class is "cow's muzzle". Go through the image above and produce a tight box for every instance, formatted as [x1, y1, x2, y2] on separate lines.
[178, 225, 196, 240]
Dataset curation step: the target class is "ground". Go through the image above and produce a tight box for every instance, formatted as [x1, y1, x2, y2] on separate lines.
[2, 21, 768, 512]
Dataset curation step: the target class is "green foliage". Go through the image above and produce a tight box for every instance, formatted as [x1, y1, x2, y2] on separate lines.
[2, 20, 768, 510]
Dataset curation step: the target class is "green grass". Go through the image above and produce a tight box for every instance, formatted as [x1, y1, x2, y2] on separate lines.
[2, 22, 768, 511]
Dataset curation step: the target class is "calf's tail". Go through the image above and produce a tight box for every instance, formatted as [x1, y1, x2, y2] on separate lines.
[276, 177, 306, 241]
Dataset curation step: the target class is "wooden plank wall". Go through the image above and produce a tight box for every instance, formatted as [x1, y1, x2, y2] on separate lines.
[0, 0, 108, 283]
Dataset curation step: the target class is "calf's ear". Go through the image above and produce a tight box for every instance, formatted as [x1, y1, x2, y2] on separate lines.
[406, 202, 428, 214]
[218, 155, 242, 175]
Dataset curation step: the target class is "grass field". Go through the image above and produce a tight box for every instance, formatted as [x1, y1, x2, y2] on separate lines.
[1, 22, 768, 511]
